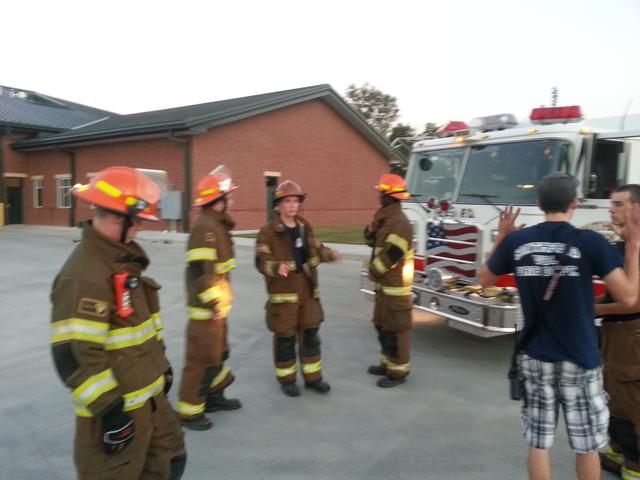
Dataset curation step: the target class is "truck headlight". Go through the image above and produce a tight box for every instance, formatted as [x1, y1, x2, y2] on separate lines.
[425, 268, 456, 291]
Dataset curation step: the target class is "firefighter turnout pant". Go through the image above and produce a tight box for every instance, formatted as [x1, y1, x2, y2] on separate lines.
[75, 393, 185, 480]
[266, 273, 324, 384]
[372, 289, 412, 379]
[176, 314, 234, 420]
[602, 318, 640, 473]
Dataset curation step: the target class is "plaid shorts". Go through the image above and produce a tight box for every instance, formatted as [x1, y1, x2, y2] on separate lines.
[520, 354, 609, 453]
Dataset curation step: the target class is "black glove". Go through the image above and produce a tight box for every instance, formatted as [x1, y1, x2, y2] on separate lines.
[102, 400, 135, 455]
[164, 366, 174, 395]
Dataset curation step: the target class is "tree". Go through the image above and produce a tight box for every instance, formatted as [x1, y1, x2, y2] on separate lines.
[422, 122, 439, 138]
[345, 83, 399, 137]
[389, 123, 416, 161]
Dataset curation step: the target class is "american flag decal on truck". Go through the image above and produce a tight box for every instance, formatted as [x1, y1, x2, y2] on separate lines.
[425, 222, 479, 279]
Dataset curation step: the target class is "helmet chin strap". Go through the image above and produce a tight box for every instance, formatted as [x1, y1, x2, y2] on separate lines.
[120, 215, 133, 243]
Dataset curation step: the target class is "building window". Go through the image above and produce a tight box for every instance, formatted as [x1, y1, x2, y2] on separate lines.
[56, 177, 72, 208]
[32, 177, 43, 208]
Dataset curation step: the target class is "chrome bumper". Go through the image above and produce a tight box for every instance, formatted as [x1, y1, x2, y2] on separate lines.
[359, 272, 523, 338]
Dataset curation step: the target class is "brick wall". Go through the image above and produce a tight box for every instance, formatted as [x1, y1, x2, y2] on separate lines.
[10, 99, 389, 230]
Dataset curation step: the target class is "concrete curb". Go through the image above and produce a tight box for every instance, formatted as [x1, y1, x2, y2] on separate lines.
[1, 224, 370, 261]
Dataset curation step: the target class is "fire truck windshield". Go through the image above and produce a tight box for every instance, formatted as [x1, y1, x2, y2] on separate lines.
[408, 148, 465, 200]
[458, 139, 571, 204]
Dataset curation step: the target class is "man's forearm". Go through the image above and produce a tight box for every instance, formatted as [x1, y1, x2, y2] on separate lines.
[595, 301, 640, 316]
[623, 244, 640, 302]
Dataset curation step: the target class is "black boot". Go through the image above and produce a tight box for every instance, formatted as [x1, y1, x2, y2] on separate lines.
[377, 376, 406, 388]
[367, 365, 387, 376]
[305, 380, 331, 393]
[205, 392, 242, 412]
[281, 382, 301, 397]
[181, 414, 213, 431]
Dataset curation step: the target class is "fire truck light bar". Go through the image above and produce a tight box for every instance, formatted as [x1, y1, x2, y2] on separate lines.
[435, 121, 470, 138]
[530, 106, 582, 125]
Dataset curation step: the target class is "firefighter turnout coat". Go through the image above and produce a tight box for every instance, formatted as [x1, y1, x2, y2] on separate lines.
[50, 224, 184, 478]
[176, 208, 236, 419]
[255, 215, 335, 384]
[366, 201, 414, 378]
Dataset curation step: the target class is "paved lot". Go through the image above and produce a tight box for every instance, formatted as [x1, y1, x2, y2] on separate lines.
[0, 226, 616, 480]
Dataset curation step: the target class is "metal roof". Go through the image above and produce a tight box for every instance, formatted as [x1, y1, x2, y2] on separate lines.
[0, 86, 113, 132]
[11, 84, 397, 160]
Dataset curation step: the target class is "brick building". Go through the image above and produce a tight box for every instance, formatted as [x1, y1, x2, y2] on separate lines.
[0, 84, 395, 231]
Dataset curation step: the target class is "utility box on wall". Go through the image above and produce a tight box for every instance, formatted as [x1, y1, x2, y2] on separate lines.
[159, 189, 182, 231]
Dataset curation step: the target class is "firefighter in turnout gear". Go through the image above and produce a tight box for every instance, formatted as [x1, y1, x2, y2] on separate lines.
[365, 173, 414, 388]
[50, 166, 186, 480]
[596, 185, 640, 480]
[255, 180, 340, 397]
[176, 166, 241, 431]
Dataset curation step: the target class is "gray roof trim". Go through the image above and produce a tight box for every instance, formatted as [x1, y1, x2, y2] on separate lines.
[12, 85, 397, 160]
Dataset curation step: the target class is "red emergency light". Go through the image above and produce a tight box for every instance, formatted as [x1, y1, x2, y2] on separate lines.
[435, 121, 470, 138]
[439, 198, 452, 211]
[530, 106, 582, 125]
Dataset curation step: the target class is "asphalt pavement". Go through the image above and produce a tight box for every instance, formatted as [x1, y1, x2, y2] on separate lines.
[0, 225, 617, 480]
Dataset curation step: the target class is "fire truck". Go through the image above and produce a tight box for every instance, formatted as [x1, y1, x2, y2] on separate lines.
[361, 106, 640, 337]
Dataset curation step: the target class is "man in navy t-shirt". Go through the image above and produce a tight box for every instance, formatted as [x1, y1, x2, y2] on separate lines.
[480, 173, 640, 480]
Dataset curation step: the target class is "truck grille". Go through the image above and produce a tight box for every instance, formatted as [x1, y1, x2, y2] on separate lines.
[426, 221, 479, 282]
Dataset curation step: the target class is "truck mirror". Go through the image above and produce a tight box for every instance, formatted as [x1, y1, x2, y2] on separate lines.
[419, 157, 432, 171]
[587, 174, 598, 195]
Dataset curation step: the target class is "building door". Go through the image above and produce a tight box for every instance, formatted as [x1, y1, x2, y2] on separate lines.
[265, 174, 280, 222]
[6, 177, 24, 224]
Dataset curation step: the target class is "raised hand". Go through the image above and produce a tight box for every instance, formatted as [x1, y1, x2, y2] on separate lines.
[497, 205, 524, 239]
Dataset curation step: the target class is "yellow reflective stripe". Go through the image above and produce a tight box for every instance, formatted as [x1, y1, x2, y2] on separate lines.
[302, 361, 321, 374]
[71, 368, 118, 407]
[95, 180, 122, 198]
[606, 446, 625, 466]
[176, 400, 205, 416]
[152, 313, 164, 341]
[386, 361, 410, 373]
[198, 285, 221, 303]
[380, 354, 389, 366]
[374, 246, 383, 255]
[310, 256, 320, 267]
[122, 375, 165, 412]
[381, 286, 413, 296]
[105, 318, 157, 350]
[256, 244, 271, 254]
[622, 466, 640, 480]
[51, 318, 109, 345]
[372, 256, 388, 274]
[211, 365, 231, 388]
[386, 233, 408, 253]
[217, 304, 232, 317]
[275, 364, 297, 377]
[186, 247, 218, 262]
[313, 288, 320, 299]
[269, 293, 298, 304]
[214, 258, 236, 274]
[74, 405, 93, 417]
[189, 307, 214, 320]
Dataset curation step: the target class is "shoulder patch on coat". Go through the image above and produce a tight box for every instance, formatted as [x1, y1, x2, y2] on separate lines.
[77, 298, 109, 318]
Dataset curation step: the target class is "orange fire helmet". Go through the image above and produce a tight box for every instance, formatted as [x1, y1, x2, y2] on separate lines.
[193, 165, 239, 207]
[273, 180, 306, 204]
[72, 166, 161, 221]
[374, 173, 410, 200]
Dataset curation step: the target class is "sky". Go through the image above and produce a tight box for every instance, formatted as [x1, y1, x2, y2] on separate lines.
[3, 0, 640, 131]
